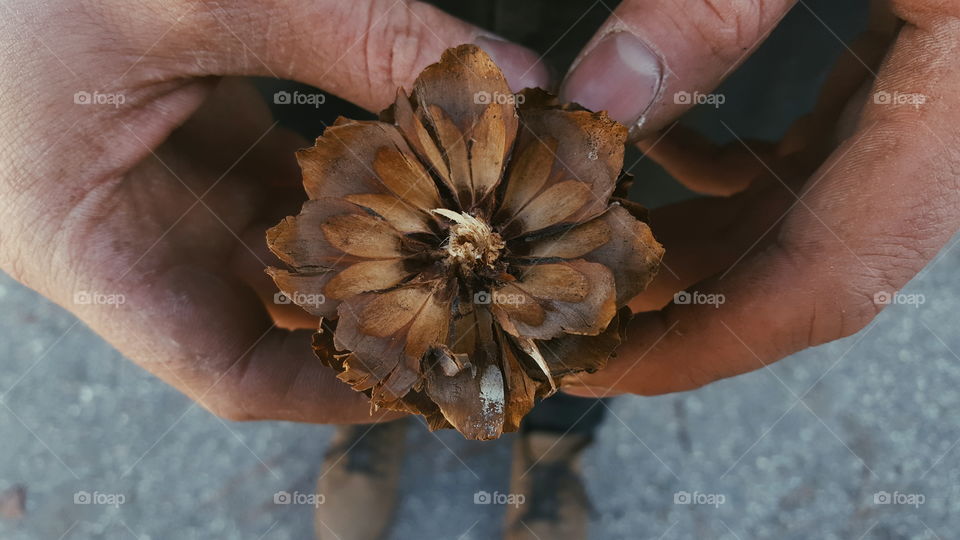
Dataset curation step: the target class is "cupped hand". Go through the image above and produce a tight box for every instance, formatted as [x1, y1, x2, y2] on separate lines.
[0, 0, 548, 422]
[560, 0, 960, 396]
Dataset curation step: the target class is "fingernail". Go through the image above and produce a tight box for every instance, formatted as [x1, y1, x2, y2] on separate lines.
[474, 36, 551, 93]
[561, 32, 663, 126]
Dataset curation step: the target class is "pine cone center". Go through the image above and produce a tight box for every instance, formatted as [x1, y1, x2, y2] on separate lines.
[433, 209, 505, 272]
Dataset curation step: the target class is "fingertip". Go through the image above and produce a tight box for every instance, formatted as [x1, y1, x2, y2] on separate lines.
[559, 31, 663, 126]
[473, 36, 552, 92]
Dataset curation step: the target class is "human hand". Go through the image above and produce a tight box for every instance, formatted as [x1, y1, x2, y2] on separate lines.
[559, 0, 960, 396]
[0, 0, 548, 422]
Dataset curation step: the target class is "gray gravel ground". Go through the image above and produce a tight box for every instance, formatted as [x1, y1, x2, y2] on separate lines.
[2, 240, 958, 540]
[4, 1, 960, 539]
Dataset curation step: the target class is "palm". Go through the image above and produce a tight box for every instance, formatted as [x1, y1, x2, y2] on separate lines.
[62, 79, 368, 420]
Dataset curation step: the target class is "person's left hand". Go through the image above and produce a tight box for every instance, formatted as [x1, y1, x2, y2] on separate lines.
[558, 0, 960, 396]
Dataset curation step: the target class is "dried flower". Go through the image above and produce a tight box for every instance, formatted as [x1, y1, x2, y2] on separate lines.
[266, 45, 663, 440]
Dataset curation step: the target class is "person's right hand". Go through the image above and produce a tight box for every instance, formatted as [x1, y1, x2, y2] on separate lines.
[0, 0, 547, 423]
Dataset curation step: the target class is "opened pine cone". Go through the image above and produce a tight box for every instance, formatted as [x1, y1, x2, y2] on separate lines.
[266, 44, 664, 440]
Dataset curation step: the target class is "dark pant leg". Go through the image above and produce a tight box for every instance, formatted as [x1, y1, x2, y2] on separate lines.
[522, 394, 609, 438]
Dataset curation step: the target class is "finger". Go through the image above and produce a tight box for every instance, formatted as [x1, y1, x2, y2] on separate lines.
[132, 325, 399, 425]
[129, 0, 550, 111]
[636, 0, 897, 196]
[628, 139, 818, 313]
[629, 176, 796, 312]
[781, 0, 899, 157]
[637, 124, 778, 196]
[560, 0, 795, 134]
[581, 3, 960, 395]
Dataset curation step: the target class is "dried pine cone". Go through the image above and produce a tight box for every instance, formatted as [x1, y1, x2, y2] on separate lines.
[266, 45, 664, 440]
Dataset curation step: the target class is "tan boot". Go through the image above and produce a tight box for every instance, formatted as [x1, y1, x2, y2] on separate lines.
[504, 431, 593, 540]
[314, 418, 409, 540]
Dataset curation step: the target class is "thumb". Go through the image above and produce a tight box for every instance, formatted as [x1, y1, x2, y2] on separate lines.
[560, 0, 795, 135]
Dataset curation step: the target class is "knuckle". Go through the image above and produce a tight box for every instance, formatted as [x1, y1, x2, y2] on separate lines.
[847, 237, 926, 302]
[174, 354, 261, 423]
[0, 243, 27, 284]
[678, 361, 721, 392]
[684, 0, 769, 61]
[809, 279, 880, 346]
[647, 310, 724, 394]
[780, 231, 927, 347]
[201, 394, 257, 422]
[758, 236, 838, 349]
[361, 1, 437, 91]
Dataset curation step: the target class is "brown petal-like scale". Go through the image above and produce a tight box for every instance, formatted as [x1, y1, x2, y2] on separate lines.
[492, 260, 618, 340]
[402, 44, 519, 210]
[497, 107, 627, 238]
[267, 198, 409, 267]
[424, 306, 507, 440]
[519, 204, 665, 305]
[334, 280, 454, 405]
[539, 307, 632, 379]
[267, 44, 663, 440]
[498, 136, 557, 217]
[498, 333, 545, 433]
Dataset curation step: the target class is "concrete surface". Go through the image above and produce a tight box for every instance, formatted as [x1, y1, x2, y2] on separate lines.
[2, 240, 958, 540]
